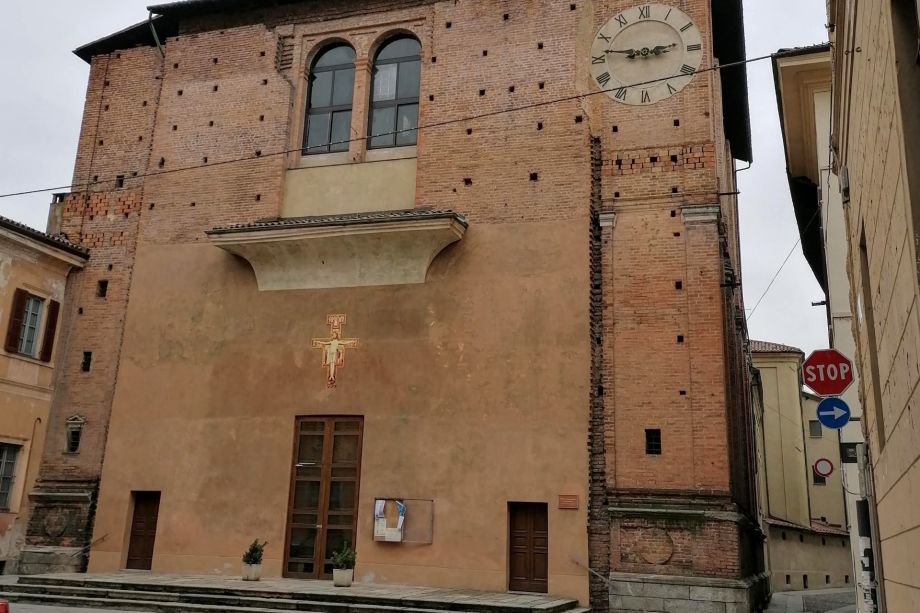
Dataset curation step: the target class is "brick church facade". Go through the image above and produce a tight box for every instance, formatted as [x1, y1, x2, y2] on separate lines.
[22, 0, 766, 610]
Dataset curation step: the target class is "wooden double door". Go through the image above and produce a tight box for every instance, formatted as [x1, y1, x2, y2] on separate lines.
[284, 416, 363, 578]
[508, 502, 548, 593]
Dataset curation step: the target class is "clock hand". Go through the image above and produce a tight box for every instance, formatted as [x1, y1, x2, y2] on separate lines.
[606, 48, 639, 59]
[649, 43, 678, 55]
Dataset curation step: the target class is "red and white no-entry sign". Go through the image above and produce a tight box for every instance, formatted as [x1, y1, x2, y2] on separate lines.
[803, 349, 854, 396]
[814, 458, 834, 478]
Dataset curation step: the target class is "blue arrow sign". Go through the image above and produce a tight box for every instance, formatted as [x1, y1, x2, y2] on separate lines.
[817, 397, 851, 430]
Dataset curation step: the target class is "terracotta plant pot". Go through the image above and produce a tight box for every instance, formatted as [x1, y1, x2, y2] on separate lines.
[333, 568, 354, 587]
[241, 563, 262, 581]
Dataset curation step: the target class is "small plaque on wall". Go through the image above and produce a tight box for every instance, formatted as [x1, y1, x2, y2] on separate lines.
[558, 494, 579, 510]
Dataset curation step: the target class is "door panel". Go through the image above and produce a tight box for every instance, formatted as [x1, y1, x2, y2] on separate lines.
[125, 491, 160, 570]
[508, 502, 548, 593]
[285, 417, 363, 579]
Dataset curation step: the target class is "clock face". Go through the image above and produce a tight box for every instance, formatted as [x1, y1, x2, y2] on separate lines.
[590, 4, 703, 105]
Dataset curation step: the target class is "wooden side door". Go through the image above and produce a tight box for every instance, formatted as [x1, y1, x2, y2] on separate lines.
[508, 502, 548, 593]
[284, 416, 363, 579]
[125, 491, 160, 570]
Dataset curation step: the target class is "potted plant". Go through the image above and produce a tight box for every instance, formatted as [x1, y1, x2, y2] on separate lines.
[241, 539, 267, 581]
[331, 542, 356, 587]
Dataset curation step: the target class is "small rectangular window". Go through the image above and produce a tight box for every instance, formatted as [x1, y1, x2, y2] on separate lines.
[813, 473, 827, 485]
[803, 575, 809, 589]
[785, 574, 791, 585]
[645, 429, 662, 455]
[0, 443, 21, 510]
[808, 420, 823, 437]
[97, 280, 109, 298]
[66, 427, 82, 454]
[81, 352, 93, 372]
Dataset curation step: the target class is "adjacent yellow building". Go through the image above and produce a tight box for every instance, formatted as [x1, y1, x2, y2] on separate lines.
[773, 42, 878, 611]
[0, 215, 87, 573]
[751, 341, 852, 593]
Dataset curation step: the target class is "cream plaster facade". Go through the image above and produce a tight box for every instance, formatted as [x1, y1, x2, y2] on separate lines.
[824, 1, 920, 610]
[752, 343, 853, 594]
[0, 218, 86, 573]
[774, 44, 872, 611]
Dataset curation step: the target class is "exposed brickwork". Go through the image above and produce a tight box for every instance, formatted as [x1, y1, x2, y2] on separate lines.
[588, 136, 610, 613]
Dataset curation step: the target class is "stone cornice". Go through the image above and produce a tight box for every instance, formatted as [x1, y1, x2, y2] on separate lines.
[208, 211, 466, 291]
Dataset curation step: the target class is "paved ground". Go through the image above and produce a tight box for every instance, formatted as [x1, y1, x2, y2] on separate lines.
[766, 587, 857, 613]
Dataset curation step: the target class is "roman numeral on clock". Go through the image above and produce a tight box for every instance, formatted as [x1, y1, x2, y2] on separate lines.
[592, 55, 606, 64]
[597, 32, 611, 43]
[687, 43, 702, 51]
[641, 90, 651, 103]
[614, 87, 628, 100]
[667, 82, 678, 95]
[638, 5, 650, 19]
[680, 64, 696, 75]
[596, 72, 611, 87]
[615, 14, 628, 27]
[680, 22, 693, 32]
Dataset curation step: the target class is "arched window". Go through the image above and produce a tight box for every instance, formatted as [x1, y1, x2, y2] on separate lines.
[369, 36, 421, 149]
[304, 44, 356, 154]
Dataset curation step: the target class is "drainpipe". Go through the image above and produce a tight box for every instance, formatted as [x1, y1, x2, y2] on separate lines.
[148, 12, 165, 58]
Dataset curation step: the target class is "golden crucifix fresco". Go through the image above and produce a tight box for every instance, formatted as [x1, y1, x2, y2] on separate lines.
[311, 314, 359, 388]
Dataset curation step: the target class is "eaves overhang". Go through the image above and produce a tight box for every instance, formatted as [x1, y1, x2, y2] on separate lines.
[711, 0, 753, 163]
[206, 208, 467, 291]
[74, 16, 179, 63]
[773, 45, 832, 293]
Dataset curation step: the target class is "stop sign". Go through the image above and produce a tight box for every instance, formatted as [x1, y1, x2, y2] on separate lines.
[803, 349, 854, 396]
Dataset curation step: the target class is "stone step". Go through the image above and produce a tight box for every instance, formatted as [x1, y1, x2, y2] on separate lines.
[0, 590, 328, 613]
[1, 583, 471, 613]
[11, 576, 581, 613]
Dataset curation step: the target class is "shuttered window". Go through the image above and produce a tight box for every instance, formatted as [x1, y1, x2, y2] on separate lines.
[0, 443, 20, 510]
[4, 289, 60, 362]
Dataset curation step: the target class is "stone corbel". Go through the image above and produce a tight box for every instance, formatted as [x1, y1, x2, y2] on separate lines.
[680, 204, 721, 225]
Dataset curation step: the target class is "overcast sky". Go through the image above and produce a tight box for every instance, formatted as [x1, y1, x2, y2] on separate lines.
[0, 1, 830, 355]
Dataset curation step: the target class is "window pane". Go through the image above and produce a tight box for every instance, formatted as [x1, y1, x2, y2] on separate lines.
[19, 296, 43, 355]
[288, 527, 317, 559]
[809, 420, 823, 437]
[369, 106, 396, 148]
[396, 104, 419, 146]
[373, 64, 397, 101]
[309, 71, 333, 108]
[297, 433, 325, 463]
[328, 481, 356, 511]
[397, 60, 421, 99]
[314, 45, 355, 68]
[332, 435, 358, 462]
[293, 480, 321, 510]
[329, 111, 351, 152]
[305, 113, 331, 153]
[377, 37, 421, 61]
[332, 68, 355, 106]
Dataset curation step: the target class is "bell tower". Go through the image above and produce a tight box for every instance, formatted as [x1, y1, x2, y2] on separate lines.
[585, 1, 765, 611]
